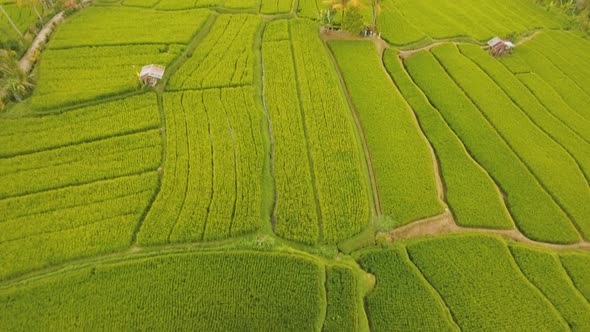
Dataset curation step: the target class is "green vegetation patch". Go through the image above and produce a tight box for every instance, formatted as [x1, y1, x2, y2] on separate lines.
[510, 245, 590, 331]
[329, 40, 443, 227]
[407, 235, 568, 331]
[0, 251, 326, 331]
[323, 265, 365, 332]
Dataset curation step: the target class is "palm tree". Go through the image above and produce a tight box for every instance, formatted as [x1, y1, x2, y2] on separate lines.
[0, 50, 34, 104]
[323, 0, 361, 22]
[17, 0, 42, 20]
[0, 5, 23, 38]
[371, 0, 381, 28]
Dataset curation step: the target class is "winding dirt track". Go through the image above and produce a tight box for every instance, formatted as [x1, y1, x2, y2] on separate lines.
[19, 12, 64, 74]
[387, 212, 590, 250]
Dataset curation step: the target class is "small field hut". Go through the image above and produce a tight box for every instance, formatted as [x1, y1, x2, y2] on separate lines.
[140, 65, 166, 87]
[488, 37, 515, 56]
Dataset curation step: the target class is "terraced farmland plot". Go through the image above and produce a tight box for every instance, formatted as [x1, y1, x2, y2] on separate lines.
[137, 87, 265, 245]
[262, 19, 371, 243]
[404, 50, 580, 244]
[168, 14, 261, 90]
[458, 44, 590, 182]
[384, 49, 514, 230]
[378, 0, 566, 45]
[407, 235, 568, 331]
[30, 44, 184, 111]
[155, 0, 225, 10]
[48, 7, 210, 47]
[0, 251, 327, 331]
[329, 40, 443, 227]
[0, 94, 161, 156]
[0, 94, 161, 280]
[262, 20, 319, 244]
[260, 0, 291, 14]
[499, 42, 590, 123]
[510, 245, 590, 331]
[357, 246, 459, 332]
[431, 43, 590, 240]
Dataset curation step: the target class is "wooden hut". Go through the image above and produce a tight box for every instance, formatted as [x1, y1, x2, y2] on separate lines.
[487, 37, 515, 57]
[140, 64, 165, 87]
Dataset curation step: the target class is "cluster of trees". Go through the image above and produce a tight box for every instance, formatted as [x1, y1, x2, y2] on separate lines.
[319, 0, 381, 35]
[536, 0, 590, 32]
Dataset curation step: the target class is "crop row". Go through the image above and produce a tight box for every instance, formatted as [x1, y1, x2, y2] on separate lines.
[431, 44, 590, 240]
[138, 88, 264, 245]
[329, 40, 443, 227]
[404, 50, 580, 244]
[407, 234, 568, 331]
[0, 94, 161, 157]
[384, 49, 513, 229]
[262, 20, 319, 244]
[0, 130, 161, 200]
[378, 0, 565, 45]
[357, 246, 458, 332]
[289, 19, 370, 242]
[459, 44, 590, 185]
[0, 251, 325, 330]
[168, 14, 261, 90]
[48, 7, 210, 48]
[499, 44, 590, 123]
[510, 245, 590, 331]
[30, 44, 183, 111]
[0, 172, 159, 280]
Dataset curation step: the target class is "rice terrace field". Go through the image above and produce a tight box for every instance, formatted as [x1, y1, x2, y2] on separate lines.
[1, 0, 590, 330]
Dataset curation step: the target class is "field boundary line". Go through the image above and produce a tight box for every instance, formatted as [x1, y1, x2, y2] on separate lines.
[131, 93, 166, 245]
[287, 21, 323, 242]
[259, 26, 278, 230]
[197, 92, 216, 240]
[430, 51, 585, 242]
[2, 212, 138, 246]
[166, 92, 192, 242]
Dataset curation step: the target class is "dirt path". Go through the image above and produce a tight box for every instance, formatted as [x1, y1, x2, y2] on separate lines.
[387, 212, 590, 250]
[18, 12, 64, 74]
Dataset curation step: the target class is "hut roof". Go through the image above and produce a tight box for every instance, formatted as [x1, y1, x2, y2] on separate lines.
[140, 64, 165, 79]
